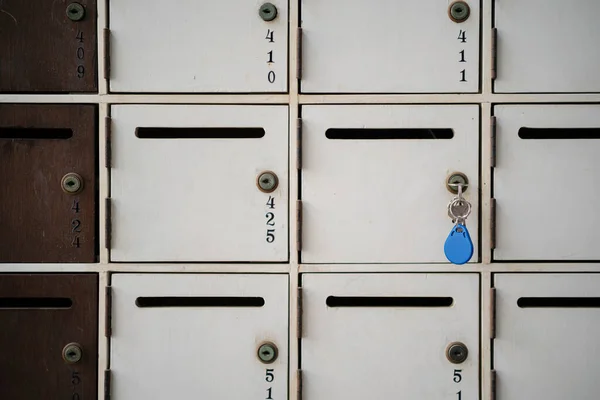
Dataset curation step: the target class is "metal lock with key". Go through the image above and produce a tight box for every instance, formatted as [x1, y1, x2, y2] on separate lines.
[444, 180, 474, 265]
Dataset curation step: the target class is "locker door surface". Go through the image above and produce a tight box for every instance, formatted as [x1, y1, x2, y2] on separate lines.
[110, 105, 288, 262]
[0, 274, 98, 399]
[300, 0, 479, 93]
[0, 104, 97, 263]
[302, 273, 479, 400]
[301, 105, 479, 263]
[494, 274, 600, 400]
[110, 274, 289, 400]
[109, 0, 288, 93]
[493, 105, 600, 261]
[0, 0, 97, 92]
[494, 0, 600, 93]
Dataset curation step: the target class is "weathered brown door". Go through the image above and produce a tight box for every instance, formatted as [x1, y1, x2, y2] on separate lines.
[0, 104, 97, 263]
[0, 0, 97, 92]
[0, 274, 99, 399]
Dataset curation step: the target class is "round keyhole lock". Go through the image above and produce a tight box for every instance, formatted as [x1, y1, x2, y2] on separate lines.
[257, 342, 278, 364]
[62, 343, 83, 364]
[448, 1, 470, 23]
[61, 173, 84, 194]
[257, 171, 279, 193]
[259, 3, 278, 21]
[446, 342, 469, 364]
[66, 2, 86, 21]
[446, 172, 469, 194]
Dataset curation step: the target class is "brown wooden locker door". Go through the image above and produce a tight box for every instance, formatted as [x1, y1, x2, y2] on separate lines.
[0, 274, 99, 399]
[0, 0, 98, 93]
[0, 104, 97, 263]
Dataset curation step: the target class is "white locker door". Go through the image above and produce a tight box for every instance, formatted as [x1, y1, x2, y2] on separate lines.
[111, 274, 289, 400]
[302, 273, 480, 400]
[494, 274, 600, 400]
[110, 105, 288, 262]
[109, 0, 288, 93]
[301, 105, 479, 263]
[494, 0, 600, 93]
[300, 0, 479, 93]
[493, 105, 600, 260]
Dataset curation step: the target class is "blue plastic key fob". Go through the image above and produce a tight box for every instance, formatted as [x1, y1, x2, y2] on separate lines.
[444, 224, 474, 265]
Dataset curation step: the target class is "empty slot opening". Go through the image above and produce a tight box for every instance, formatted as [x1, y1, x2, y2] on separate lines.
[518, 127, 600, 139]
[325, 128, 454, 140]
[135, 296, 265, 308]
[136, 127, 265, 139]
[0, 128, 73, 139]
[518, 297, 600, 308]
[326, 296, 454, 307]
[0, 297, 73, 308]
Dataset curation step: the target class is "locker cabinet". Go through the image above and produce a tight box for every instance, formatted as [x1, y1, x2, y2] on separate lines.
[109, 0, 288, 93]
[300, 0, 480, 93]
[110, 105, 288, 262]
[494, 274, 600, 400]
[494, 0, 600, 93]
[301, 273, 479, 400]
[0, 274, 98, 399]
[0, 0, 97, 92]
[0, 104, 97, 263]
[301, 105, 479, 263]
[110, 274, 289, 400]
[493, 105, 600, 261]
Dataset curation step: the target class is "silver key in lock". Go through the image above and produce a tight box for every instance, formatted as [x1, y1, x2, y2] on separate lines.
[448, 186, 472, 226]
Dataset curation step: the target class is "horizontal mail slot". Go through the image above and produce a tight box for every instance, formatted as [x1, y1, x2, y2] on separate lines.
[326, 128, 454, 140]
[136, 127, 266, 139]
[326, 296, 454, 307]
[135, 296, 266, 308]
[518, 127, 600, 139]
[0, 128, 73, 139]
[517, 297, 600, 308]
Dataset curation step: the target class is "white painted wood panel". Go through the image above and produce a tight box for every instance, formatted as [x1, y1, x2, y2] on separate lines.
[111, 274, 289, 400]
[302, 273, 479, 400]
[493, 105, 600, 260]
[494, 0, 600, 93]
[494, 274, 600, 400]
[109, 0, 288, 93]
[110, 105, 288, 262]
[300, 0, 479, 93]
[301, 105, 479, 263]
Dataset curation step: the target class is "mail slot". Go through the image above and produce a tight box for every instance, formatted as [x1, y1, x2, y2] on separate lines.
[0, 274, 98, 399]
[494, 0, 600, 93]
[0, 104, 97, 263]
[302, 273, 479, 400]
[494, 274, 600, 400]
[110, 105, 288, 262]
[0, 0, 97, 92]
[109, 0, 288, 92]
[493, 105, 600, 260]
[110, 273, 289, 399]
[300, 0, 480, 93]
[301, 105, 479, 263]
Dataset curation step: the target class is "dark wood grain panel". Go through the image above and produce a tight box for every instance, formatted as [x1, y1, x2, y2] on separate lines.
[0, 274, 99, 399]
[0, 0, 97, 92]
[0, 104, 97, 263]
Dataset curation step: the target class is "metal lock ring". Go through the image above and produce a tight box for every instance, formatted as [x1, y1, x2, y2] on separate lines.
[66, 3, 86, 21]
[446, 342, 469, 364]
[257, 171, 279, 193]
[61, 173, 84, 194]
[62, 343, 83, 364]
[448, 1, 470, 23]
[257, 342, 278, 364]
[259, 3, 278, 21]
[446, 172, 469, 194]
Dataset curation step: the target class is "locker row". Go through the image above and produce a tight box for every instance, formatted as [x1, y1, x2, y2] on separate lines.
[2, 0, 600, 93]
[1, 103, 599, 263]
[1, 273, 599, 400]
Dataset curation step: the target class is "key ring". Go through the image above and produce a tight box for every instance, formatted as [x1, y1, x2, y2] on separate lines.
[448, 197, 472, 221]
